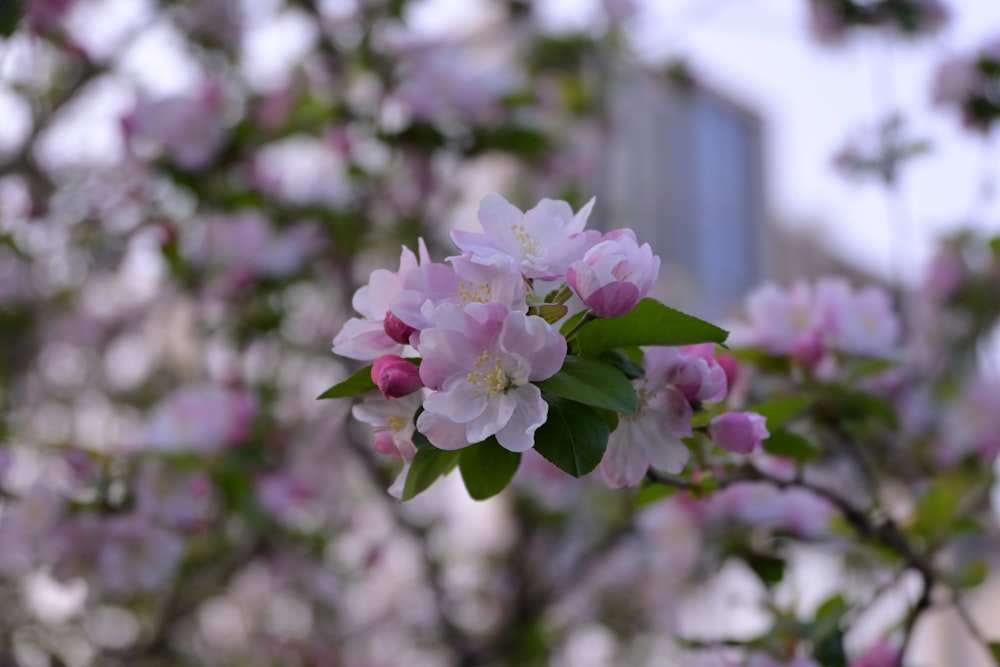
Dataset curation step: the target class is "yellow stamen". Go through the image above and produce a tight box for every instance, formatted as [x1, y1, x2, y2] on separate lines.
[468, 353, 511, 398]
[511, 223, 540, 256]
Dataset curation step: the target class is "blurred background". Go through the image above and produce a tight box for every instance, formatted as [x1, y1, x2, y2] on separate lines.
[1, 0, 999, 665]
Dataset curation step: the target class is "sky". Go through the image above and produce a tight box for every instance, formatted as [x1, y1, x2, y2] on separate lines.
[413, 0, 1000, 284]
[4, 0, 999, 286]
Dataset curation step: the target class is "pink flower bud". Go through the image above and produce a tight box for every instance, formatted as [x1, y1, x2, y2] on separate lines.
[709, 412, 769, 454]
[567, 229, 660, 319]
[851, 641, 899, 667]
[716, 352, 741, 391]
[371, 355, 422, 399]
[383, 311, 418, 345]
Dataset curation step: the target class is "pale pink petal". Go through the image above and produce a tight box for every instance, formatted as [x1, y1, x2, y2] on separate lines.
[416, 411, 470, 450]
[495, 384, 547, 452]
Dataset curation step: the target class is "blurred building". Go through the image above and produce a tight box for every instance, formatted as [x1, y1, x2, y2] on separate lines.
[599, 67, 855, 321]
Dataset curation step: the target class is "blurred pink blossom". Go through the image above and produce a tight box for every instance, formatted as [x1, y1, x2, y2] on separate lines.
[709, 412, 769, 455]
[123, 81, 227, 171]
[851, 640, 899, 667]
[143, 384, 256, 454]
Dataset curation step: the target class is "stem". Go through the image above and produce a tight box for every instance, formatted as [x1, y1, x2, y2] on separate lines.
[564, 311, 596, 340]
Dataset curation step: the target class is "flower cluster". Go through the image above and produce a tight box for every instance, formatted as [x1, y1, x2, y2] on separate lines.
[733, 278, 900, 369]
[331, 193, 765, 499]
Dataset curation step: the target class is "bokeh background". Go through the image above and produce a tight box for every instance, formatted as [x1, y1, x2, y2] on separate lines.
[1, 0, 1000, 665]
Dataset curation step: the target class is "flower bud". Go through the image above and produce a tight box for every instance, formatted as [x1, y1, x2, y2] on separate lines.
[566, 229, 660, 319]
[709, 412, 769, 454]
[371, 355, 422, 399]
[383, 311, 417, 345]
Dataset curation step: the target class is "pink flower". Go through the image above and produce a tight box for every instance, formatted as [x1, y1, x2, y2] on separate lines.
[134, 462, 214, 529]
[668, 343, 728, 403]
[851, 641, 899, 667]
[371, 355, 423, 399]
[736, 281, 818, 355]
[256, 473, 318, 523]
[53, 514, 184, 595]
[26, 0, 75, 36]
[143, 384, 256, 454]
[747, 654, 820, 667]
[452, 193, 600, 280]
[332, 242, 428, 360]
[599, 346, 695, 488]
[391, 41, 519, 124]
[416, 303, 566, 452]
[388, 251, 529, 335]
[709, 412, 769, 454]
[185, 213, 321, 289]
[353, 393, 422, 497]
[567, 229, 660, 319]
[813, 279, 900, 357]
[123, 81, 227, 171]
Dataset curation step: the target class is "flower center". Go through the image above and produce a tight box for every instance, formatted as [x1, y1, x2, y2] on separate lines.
[458, 280, 493, 303]
[386, 415, 407, 433]
[467, 351, 514, 398]
[511, 223, 540, 256]
[623, 381, 649, 422]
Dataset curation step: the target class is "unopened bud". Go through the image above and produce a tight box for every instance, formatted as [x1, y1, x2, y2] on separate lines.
[372, 355, 422, 399]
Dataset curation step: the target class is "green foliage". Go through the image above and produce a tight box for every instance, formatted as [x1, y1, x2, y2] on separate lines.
[594, 350, 645, 379]
[745, 552, 786, 587]
[468, 126, 550, 160]
[533, 393, 609, 477]
[989, 642, 1000, 665]
[807, 594, 848, 667]
[572, 299, 729, 354]
[402, 446, 461, 501]
[951, 559, 989, 589]
[0, 0, 24, 37]
[459, 438, 522, 500]
[817, 387, 898, 429]
[535, 355, 638, 414]
[747, 396, 813, 430]
[762, 429, 822, 463]
[317, 365, 376, 399]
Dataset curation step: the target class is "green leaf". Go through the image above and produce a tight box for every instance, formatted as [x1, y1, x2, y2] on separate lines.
[595, 350, 644, 379]
[530, 304, 568, 324]
[0, 0, 24, 37]
[810, 594, 848, 642]
[746, 553, 786, 586]
[573, 298, 728, 354]
[535, 355, 638, 414]
[748, 397, 813, 430]
[762, 429, 822, 463]
[402, 447, 461, 501]
[634, 482, 676, 507]
[844, 356, 898, 383]
[459, 437, 522, 500]
[534, 394, 610, 477]
[559, 310, 587, 336]
[317, 365, 375, 399]
[952, 560, 989, 589]
[988, 641, 1000, 666]
[318, 358, 421, 400]
[989, 236, 1000, 259]
[821, 387, 898, 428]
[411, 428, 435, 451]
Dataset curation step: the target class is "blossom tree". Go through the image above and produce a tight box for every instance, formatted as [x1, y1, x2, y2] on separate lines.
[1, 1, 1000, 666]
